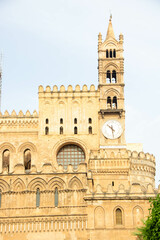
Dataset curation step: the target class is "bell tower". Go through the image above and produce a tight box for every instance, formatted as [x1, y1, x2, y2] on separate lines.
[98, 16, 126, 147]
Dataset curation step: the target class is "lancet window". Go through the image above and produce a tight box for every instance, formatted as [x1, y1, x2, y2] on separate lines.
[36, 188, 40, 207]
[106, 49, 116, 58]
[54, 187, 58, 207]
[116, 208, 122, 225]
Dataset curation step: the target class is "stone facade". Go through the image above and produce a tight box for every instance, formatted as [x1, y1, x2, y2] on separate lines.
[0, 17, 157, 240]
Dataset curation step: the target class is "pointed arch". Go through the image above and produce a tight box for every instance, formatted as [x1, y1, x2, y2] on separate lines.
[103, 88, 120, 99]
[68, 176, 83, 189]
[27, 177, 47, 191]
[133, 206, 144, 226]
[0, 179, 9, 192]
[12, 178, 26, 192]
[114, 206, 124, 226]
[48, 177, 66, 190]
[104, 40, 118, 47]
[104, 62, 118, 71]
[94, 206, 105, 228]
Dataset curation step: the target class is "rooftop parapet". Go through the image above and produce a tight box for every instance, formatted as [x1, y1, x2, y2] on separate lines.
[38, 84, 98, 95]
[0, 110, 38, 118]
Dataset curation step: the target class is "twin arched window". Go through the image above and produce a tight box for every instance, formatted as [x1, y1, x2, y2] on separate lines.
[106, 70, 117, 83]
[107, 96, 117, 109]
[106, 49, 116, 58]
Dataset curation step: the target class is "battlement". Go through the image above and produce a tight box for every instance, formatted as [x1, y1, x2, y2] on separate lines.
[88, 149, 155, 187]
[0, 110, 38, 118]
[38, 84, 99, 99]
[0, 110, 39, 130]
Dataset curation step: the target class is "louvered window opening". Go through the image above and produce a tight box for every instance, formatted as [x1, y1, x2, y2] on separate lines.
[57, 145, 85, 170]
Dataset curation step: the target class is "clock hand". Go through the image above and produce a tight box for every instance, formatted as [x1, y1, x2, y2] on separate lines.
[110, 125, 115, 132]
[107, 124, 113, 130]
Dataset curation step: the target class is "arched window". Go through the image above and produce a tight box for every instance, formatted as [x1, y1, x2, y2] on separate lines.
[74, 118, 77, 124]
[88, 118, 92, 124]
[36, 188, 40, 207]
[45, 118, 49, 124]
[113, 49, 116, 58]
[113, 96, 117, 109]
[24, 149, 31, 171]
[74, 127, 78, 134]
[54, 187, 58, 207]
[57, 144, 85, 169]
[107, 97, 111, 109]
[106, 49, 109, 58]
[110, 49, 112, 58]
[112, 70, 117, 83]
[2, 150, 10, 172]
[45, 126, 49, 135]
[116, 208, 122, 225]
[88, 126, 92, 134]
[106, 70, 111, 83]
[60, 118, 63, 124]
[60, 126, 63, 134]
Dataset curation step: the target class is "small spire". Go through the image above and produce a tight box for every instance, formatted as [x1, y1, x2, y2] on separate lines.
[106, 15, 115, 39]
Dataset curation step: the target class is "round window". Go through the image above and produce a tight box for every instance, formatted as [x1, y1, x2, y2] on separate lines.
[57, 144, 85, 169]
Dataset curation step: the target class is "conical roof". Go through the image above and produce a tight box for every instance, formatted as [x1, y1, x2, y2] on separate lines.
[106, 15, 115, 39]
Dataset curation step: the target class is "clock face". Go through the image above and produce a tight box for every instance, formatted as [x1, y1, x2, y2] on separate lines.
[102, 120, 123, 139]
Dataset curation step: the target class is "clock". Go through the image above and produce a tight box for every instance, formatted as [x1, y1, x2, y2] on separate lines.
[102, 120, 123, 139]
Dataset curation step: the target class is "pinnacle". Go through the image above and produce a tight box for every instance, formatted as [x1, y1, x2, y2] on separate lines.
[106, 15, 115, 39]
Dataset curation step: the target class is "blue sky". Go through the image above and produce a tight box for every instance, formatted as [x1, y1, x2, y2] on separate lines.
[0, 0, 160, 186]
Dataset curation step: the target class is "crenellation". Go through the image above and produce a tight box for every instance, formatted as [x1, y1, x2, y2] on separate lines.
[0, 16, 157, 240]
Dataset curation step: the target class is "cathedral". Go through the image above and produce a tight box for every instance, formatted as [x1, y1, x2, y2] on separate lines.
[0, 17, 157, 240]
